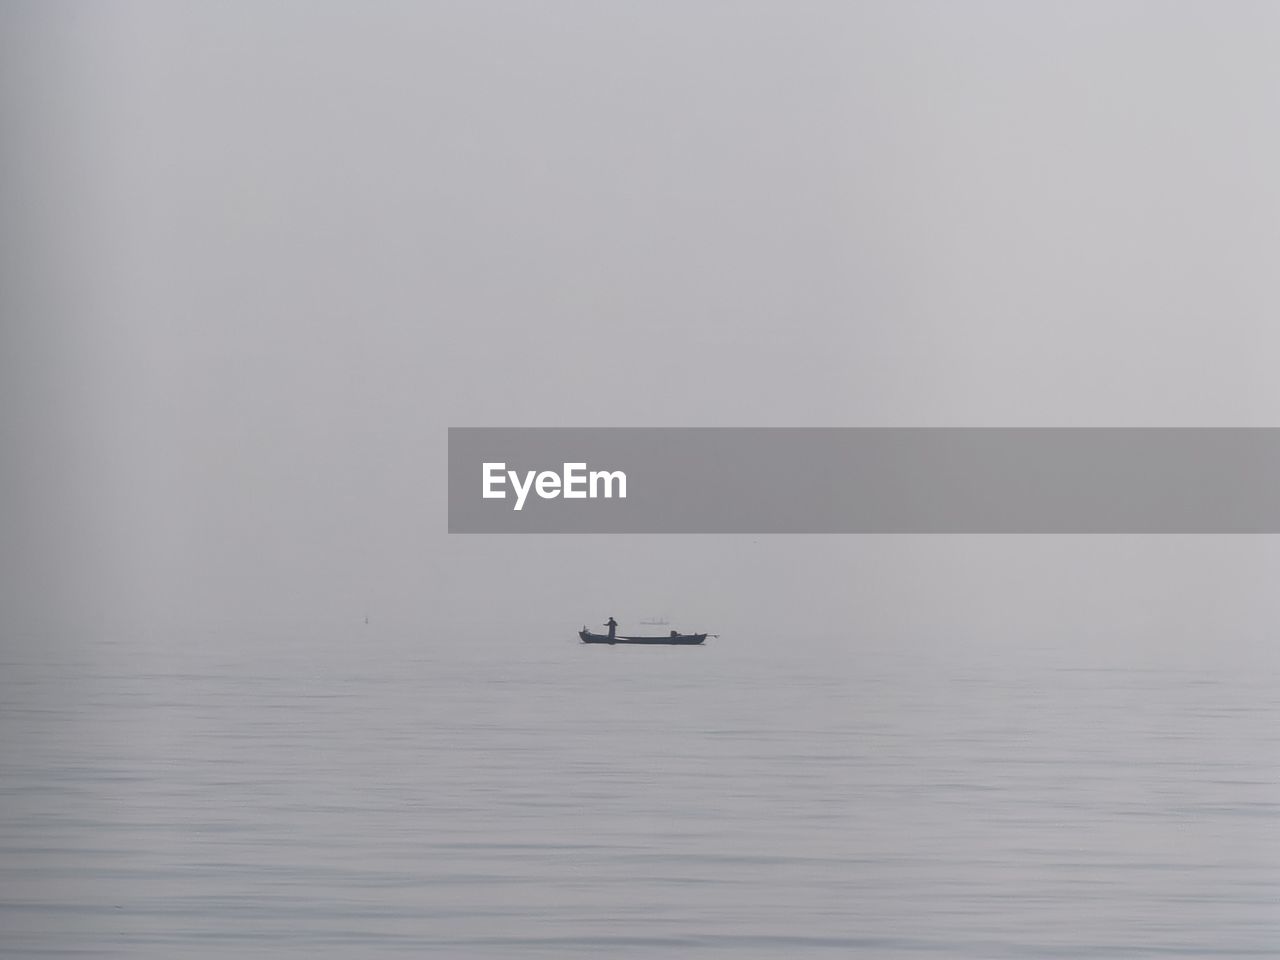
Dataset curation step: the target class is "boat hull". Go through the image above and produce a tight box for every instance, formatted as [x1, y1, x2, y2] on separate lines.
[580, 630, 706, 645]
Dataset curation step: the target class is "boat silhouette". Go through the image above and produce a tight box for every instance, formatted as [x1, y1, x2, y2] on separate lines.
[579, 616, 709, 646]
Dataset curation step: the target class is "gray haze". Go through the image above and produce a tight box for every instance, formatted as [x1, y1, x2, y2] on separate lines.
[4, 1, 1280, 646]
[4, 5, 1280, 958]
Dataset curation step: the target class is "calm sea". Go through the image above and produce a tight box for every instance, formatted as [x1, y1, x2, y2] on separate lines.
[2, 627, 1278, 958]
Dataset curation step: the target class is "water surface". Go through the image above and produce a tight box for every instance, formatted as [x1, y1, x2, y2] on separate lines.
[2, 628, 1277, 957]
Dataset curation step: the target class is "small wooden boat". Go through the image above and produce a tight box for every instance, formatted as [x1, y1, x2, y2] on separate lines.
[579, 628, 707, 645]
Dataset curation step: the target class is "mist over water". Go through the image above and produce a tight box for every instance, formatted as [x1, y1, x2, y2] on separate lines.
[4, 2, 1280, 955]
[3, 627, 1277, 958]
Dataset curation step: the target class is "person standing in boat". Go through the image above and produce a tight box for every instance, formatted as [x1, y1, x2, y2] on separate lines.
[604, 616, 617, 640]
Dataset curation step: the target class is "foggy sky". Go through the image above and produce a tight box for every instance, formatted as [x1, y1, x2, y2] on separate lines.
[4, 2, 1280, 649]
